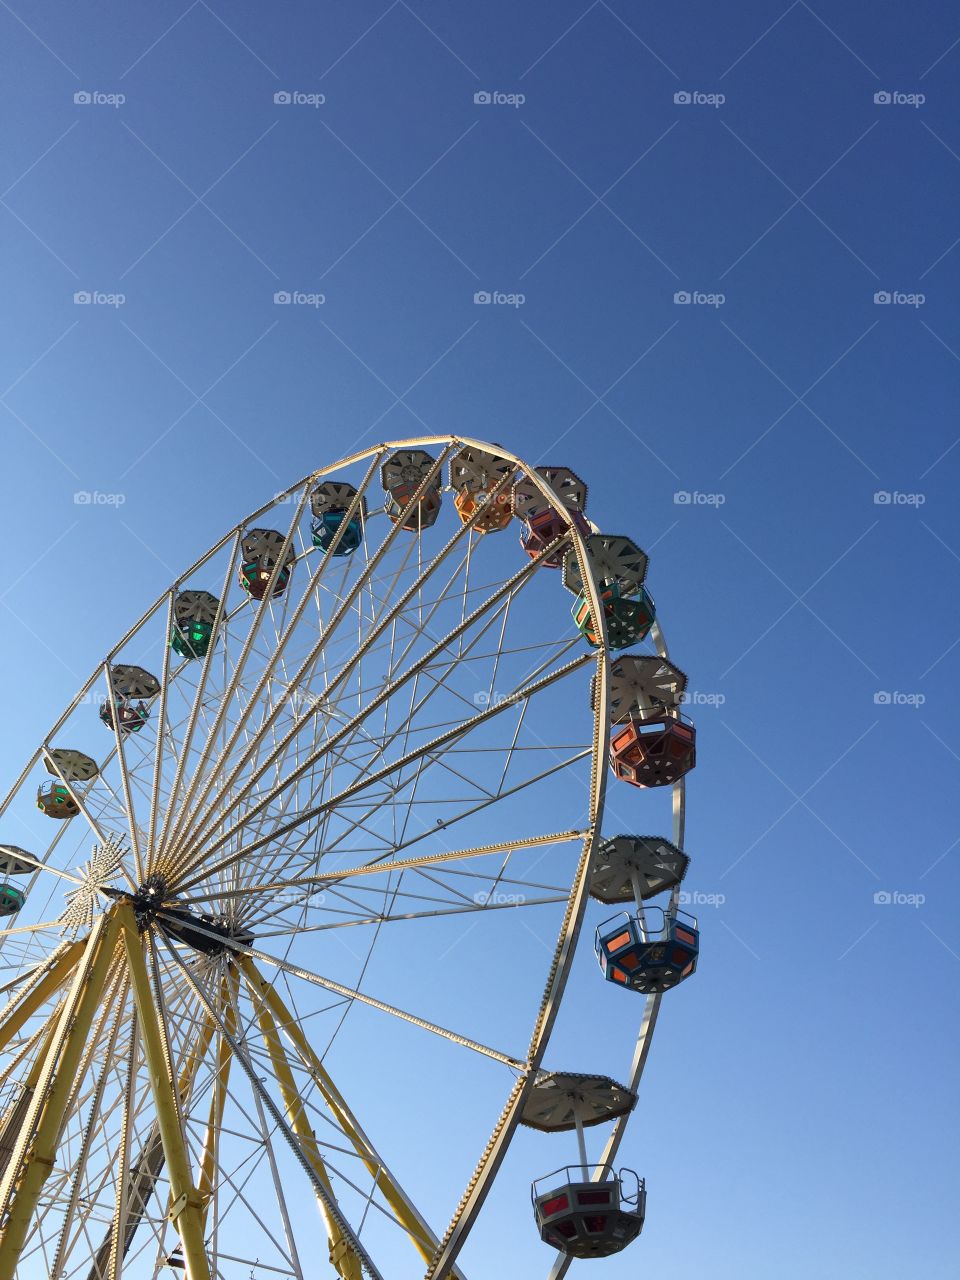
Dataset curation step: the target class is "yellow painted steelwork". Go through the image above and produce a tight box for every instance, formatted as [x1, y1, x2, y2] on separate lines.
[118, 905, 212, 1280]
[0, 912, 119, 1279]
[0, 938, 85, 1059]
[241, 956, 450, 1274]
[241, 959, 363, 1280]
[197, 971, 236, 1227]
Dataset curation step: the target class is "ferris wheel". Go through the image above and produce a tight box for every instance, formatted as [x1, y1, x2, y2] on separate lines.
[0, 436, 698, 1280]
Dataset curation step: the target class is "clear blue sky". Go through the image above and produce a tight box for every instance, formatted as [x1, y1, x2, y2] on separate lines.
[1, 2, 958, 1276]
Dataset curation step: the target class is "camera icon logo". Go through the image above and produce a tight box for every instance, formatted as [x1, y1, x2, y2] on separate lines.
[273, 291, 291, 305]
[673, 491, 692, 504]
[873, 690, 891, 704]
[473, 291, 492, 304]
[73, 90, 91, 105]
[874, 91, 891, 105]
[673, 290, 691, 304]
[73, 291, 92, 305]
[674, 91, 691, 105]
[873, 290, 891, 304]
[874, 891, 892, 904]
[274, 91, 292, 105]
[873, 492, 892, 505]
[74, 491, 92, 504]
[474, 91, 492, 105]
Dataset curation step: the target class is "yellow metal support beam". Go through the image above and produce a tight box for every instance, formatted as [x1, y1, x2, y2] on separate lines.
[0, 913, 119, 1279]
[118, 906, 211, 1280]
[239, 961, 362, 1280]
[98, 996, 216, 1280]
[0, 997, 63, 1097]
[197, 972, 235, 1227]
[0, 938, 85, 1058]
[240, 958, 450, 1274]
[0, 1001, 65, 1186]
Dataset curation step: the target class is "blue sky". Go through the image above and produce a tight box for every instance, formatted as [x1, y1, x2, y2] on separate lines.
[1, 1, 959, 1275]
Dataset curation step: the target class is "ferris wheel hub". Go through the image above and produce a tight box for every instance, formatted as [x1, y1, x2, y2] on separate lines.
[129, 873, 170, 927]
[104, 876, 255, 956]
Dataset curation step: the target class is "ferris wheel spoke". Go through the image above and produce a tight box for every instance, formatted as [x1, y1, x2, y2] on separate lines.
[192, 738, 591, 923]
[168, 459, 526, 869]
[201, 1152, 302, 1279]
[151, 530, 242, 869]
[194, 974, 234, 1273]
[389, 751, 592, 862]
[159, 457, 384, 864]
[254, 892, 568, 938]
[195, 1117, 305, 1280]
[246, 851, 573, 932]
[217, 645, 499, 898]
[176, 650, 591, 893]
[100, 665, 148, 884]
[144, 591, 178, 871]
[278, 562, 558, 843]
[166, 451, 505, 870]
[187, 830, 586, 908]
[223, 732, 590, 917]
[188, 595, 578, 880]
[229, 985, 432, 1275]
[158, 918, 523, 1074]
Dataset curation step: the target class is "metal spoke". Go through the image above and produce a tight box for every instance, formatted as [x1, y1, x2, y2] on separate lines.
[176, 651, 591, 892]
[156, 916, 524, 1071]
[185, 828, 586, 904]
